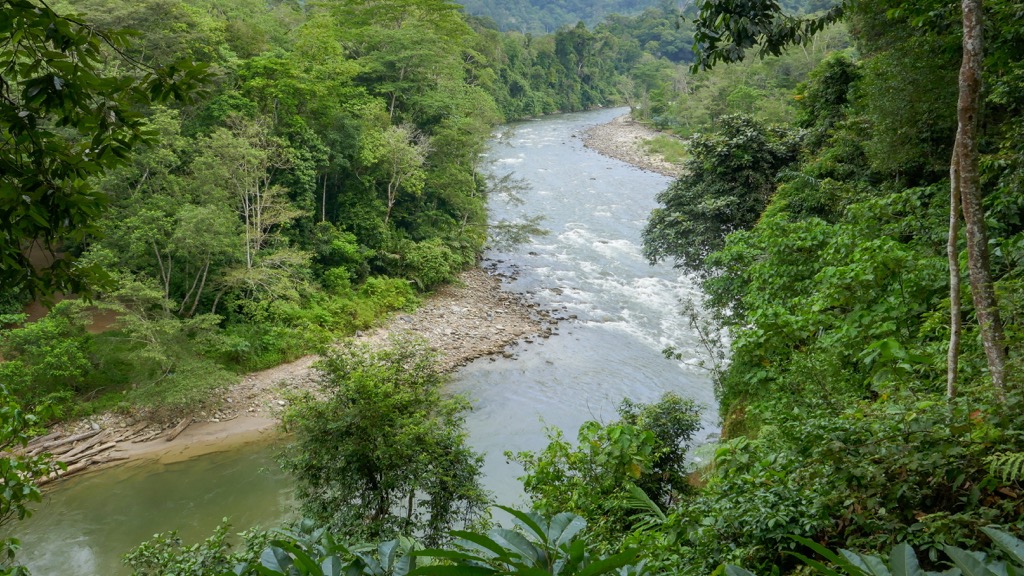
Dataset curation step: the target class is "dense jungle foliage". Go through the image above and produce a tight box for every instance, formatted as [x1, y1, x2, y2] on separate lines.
[637, 0, 1024, 570]
[457, 0, 671, 34]
[0, 0, 662, 419]
[5, 0, 1024, 573]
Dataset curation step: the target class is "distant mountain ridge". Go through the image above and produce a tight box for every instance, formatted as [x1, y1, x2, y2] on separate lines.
[455, 0, 668, 33]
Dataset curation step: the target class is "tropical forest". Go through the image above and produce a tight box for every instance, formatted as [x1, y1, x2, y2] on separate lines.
[1, 0, 1023, 574]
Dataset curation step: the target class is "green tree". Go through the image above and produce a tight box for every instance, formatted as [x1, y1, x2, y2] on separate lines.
[0, 0, 207, 296]
[0, 384, 57, 575]
[282, 335, 488, 545]
[0, 302, 92, 408]
[687, 0, 1011, 395]
[642, 115, 800, 275]
[510, 393, 701, 551]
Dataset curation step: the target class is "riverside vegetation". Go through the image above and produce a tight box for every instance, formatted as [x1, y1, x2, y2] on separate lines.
[3, 0, 1024, 574]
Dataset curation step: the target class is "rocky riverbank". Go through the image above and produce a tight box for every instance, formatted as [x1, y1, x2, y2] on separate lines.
[582, 112, 684, 178]
[33, 266, 551, 481]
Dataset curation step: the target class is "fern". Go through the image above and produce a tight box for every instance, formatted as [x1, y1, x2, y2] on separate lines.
[985, 451, 1024, 482]
[621, 484, 667, 531]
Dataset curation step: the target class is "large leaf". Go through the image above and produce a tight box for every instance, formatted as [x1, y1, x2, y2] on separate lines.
[725, 565, 758, 576]
[945, 547, 994, 576]
[575, 549, 640, 576]
[890, 543, 925, 576]
[497, 505, 548, 543]
[549, 513, 587, 548]
[411, 549, 493, 565]
[842, 550, 892, 576]
[788, 535, 865, 576]
[981, 528, 1024, 568]
[322, 556, 344, 576]
[261, 546, 296, 573]
[788, 551, 846, 576]
[490, 528, 541, 564]
[449, 530, 510, 559]
[408, 566, 497, 576]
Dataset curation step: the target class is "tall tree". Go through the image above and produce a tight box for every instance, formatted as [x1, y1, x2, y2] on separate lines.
[689, 0, 1010, 391]
[282, 336, 488, 545]
[0, 0, 207, 296]
[950, 0, 1007, 392]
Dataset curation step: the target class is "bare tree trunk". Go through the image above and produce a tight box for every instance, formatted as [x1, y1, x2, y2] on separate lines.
[321, 173, 328, 223]
[188, 259, 210, 317]
[955, 0, 1008, 392]
[948, 149, 962, 399]
[152, 240, 171, 313]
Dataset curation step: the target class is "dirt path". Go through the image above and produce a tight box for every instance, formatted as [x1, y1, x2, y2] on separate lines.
[33, 267, 552, 481]
[582, 112, 684, 178]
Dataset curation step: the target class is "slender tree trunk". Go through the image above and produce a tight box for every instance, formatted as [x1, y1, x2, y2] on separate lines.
[955, 0, 1008, 392]
[407, 490, 415, 523]
[188, 259, 210, 317]
[321, 173, 328, 223]
[152, 240, 171, 313]
[948, 150, 962, 399]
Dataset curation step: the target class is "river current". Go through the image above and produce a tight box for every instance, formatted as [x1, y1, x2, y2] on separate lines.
[16, 107, 716, 575]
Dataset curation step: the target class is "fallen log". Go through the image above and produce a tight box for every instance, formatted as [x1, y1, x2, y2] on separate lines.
[61, 431, 109, 460]
[165, 418, 192, 442]
[29, 429, 101, 456]
[131, 430, 163, 444]
[25, 430, 62, 449]
[62, 442, 117, 466]
[119, 422, 151, 441]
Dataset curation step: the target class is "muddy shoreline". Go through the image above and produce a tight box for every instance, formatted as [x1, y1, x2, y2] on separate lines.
[32, 267, 550, 483]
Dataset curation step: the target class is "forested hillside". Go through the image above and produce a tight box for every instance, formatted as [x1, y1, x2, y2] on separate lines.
[636, 0, 1024, 570]
[456, 0, 660, 33]
[4, 0, 1024, 573]
[0, 0, 635, 419]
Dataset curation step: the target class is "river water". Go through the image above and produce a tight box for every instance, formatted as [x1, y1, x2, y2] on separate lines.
[14, 107, 716, 574]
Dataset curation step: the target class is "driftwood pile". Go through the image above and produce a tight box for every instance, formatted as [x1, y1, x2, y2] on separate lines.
[21, 417, 194, 486]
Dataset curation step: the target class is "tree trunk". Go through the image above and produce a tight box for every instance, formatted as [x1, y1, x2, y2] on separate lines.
[948, 149, 962, 399]
[955, 0, 1008, 392]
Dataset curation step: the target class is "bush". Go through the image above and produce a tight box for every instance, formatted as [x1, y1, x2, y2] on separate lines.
[510, 393, 701, 553]
[0, 301, 94, 408]
[282, 335, 487, 545]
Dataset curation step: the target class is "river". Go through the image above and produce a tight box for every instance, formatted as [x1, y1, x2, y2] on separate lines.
[15, 107, 716, 574]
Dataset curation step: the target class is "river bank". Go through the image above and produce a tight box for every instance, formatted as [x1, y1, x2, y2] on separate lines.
[30, 108, 682, 484]
[582, 112, 684, 177]
[32, 267, 551, 482]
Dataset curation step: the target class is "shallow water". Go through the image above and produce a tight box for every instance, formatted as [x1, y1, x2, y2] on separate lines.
[14, 107, 717, 574]
[454, 107, 717, 505]
[16, 440, 294, 575]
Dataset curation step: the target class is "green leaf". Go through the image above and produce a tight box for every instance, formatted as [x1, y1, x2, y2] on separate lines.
[489, 529, 540, 564]
[841, 550, 891, 576]
[549, 513, 587, 547]
[411, 549, 491, 565]
[408, 566, 497, 576]
[448, 531, 509, 559]
[981, 528, 1024, 567]
[725, 565, 759, 576]
[945, 547, 994, 576]
[788, 551, 845, 576]
[789, 536, 865, 576]
[322, 556, 344, 576]
[575, 549, 640, 576]
[261, 546, 295, 573]
[496, 505, 548, 543]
